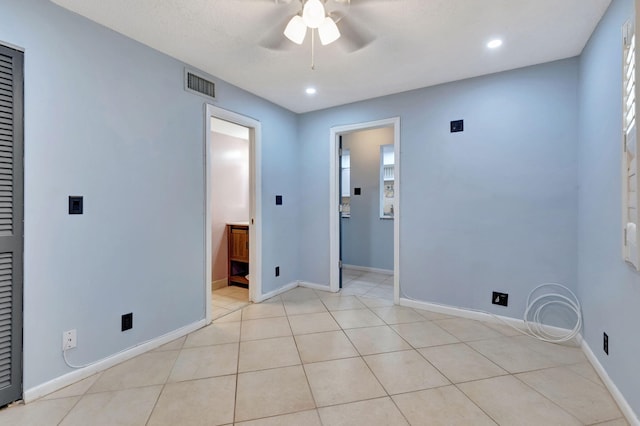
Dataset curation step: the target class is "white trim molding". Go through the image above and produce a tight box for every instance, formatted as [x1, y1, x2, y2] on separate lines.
[343, 264, 393, 275]
[400, 297, 582, 344]
[23, 319, 206, 402]
[253, 281, 298, 303]
[582, 340, 640, 426]
[254, 281, 337, 301]
[400, 297, 527, 330]
[298, 281, 336, 292]
[329, 117, 401, 303]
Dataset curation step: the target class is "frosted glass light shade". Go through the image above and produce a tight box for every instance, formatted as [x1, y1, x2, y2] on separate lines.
[318, 17, 340, 45]
[284, 15, 307, 44]
[303, 0, 325, 29]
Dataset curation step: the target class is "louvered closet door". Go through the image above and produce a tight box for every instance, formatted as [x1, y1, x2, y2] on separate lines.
[0, 44, 23, 407]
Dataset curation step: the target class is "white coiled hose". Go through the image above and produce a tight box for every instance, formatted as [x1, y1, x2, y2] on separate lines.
[523, 283, 582, 343]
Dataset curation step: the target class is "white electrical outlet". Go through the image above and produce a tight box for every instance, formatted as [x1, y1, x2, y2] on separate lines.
[62, 329, 77, 351]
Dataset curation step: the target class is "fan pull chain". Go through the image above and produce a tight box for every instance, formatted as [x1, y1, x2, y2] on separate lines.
[311, 30, 316, 70]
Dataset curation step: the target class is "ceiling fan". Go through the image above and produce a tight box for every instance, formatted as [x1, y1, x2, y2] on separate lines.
[257, 0, 378, 55]
[284, 0, 341, 46]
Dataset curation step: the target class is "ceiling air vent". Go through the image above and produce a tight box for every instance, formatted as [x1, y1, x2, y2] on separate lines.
[185, 69, 216, 100]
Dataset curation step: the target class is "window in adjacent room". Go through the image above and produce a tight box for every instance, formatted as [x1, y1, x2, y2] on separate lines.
[380, 144, 394, 219]
[622, 19, 639, 269]
[341, 149, 351, 218]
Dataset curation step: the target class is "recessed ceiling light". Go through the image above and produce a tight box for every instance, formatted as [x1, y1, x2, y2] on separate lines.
[487, 39, 503, 49]
[306, 87, 317, 95]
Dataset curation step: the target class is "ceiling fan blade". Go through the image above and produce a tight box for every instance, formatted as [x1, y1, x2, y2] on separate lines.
[259, 14, 299, 51]
[331, 0, 398, 4]
[334, 14, 375, 52]
[241, 0, 294, 3]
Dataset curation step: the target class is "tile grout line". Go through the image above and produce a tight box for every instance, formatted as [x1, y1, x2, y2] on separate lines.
[372, 300, 501, 425]
[411, 336, 507, 425]
[321, 291, 414, 422]
[336, 302, 416, 425]
[143, 348, 182, 426]
[431, 331, 591, 425]
[511, 373, 587, 424]
[233, 303, 247, 424]
[451, 379, 502, 426]
[282, 298, 322, 424]
[54, 382, 87, 426]
[231, 306, 260, 424]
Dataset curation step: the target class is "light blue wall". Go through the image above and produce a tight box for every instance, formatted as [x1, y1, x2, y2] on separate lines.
[299, 58, 579, 321]
[341, 127, 394, 270]
[578, 0, 640, 415]
[0, 0, 299, 390]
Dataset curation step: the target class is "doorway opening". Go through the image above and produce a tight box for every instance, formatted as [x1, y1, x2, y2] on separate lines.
[329, 118, 400, 303]
[205, 105, 262, 323]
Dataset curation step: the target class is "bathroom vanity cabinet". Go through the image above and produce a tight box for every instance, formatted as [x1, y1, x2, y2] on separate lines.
[227, 223, 249, 287]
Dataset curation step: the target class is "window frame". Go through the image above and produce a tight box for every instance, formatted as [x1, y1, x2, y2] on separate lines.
[622, 18, 640, 270]
[379, 144, 395, 219]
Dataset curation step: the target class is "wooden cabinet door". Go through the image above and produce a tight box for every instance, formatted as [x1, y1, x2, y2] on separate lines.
[230, 226, 249, 262]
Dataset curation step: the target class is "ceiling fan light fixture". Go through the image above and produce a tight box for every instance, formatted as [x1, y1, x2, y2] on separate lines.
[318, 17, 340, 45]
[302, 0, 326, 29]
[284, 15, 307, 44]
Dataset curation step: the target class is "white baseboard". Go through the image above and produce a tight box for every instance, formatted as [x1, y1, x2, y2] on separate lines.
[399, 297, 525, 329]
[399, 297, 582, 345]
[343, 264, 393, 275]
[581, 340, 640, 425]
[212, 278, 228, 290]
[298, 281, 336, 292]
[23, 319, 206, 403]
[254, 281, 298, 303]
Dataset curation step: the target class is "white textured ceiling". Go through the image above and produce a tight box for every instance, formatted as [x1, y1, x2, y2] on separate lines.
[51, 0, 611, 113]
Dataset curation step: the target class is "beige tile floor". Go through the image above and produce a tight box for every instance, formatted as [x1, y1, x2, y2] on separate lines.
[0, 270, 629, 425]
[212, 285, 250, 320]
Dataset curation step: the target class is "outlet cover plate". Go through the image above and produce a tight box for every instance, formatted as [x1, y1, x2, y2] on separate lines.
[492, 291, 508, 307]
[68, 196, 83, 214]
[122, 313, 133, 331]
[450, 120, 464, 133]
[62, 329, 77, 350]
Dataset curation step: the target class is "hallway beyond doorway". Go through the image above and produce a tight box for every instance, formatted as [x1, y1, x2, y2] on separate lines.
[341, 267, 394, 301]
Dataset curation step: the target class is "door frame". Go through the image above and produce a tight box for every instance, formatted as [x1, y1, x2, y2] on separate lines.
[329, 117, 400, 303]
[204, 105, 262, 323]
